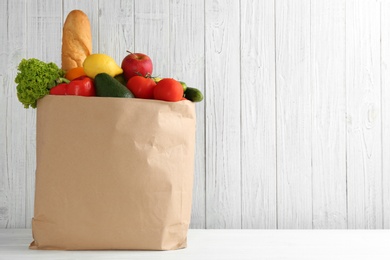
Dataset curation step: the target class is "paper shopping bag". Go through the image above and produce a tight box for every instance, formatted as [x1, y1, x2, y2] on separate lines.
[30, 95, 196, 250]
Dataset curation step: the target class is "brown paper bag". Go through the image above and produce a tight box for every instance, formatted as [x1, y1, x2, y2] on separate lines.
[30, 95, 196, 250]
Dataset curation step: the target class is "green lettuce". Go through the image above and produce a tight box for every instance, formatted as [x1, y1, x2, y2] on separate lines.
[14, 58, 65, 108]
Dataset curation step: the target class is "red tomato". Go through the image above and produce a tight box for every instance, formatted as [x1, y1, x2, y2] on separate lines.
[126, 75, 156, 99]
[153, 78, 184, 102]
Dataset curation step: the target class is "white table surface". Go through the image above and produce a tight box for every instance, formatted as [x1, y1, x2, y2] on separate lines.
[0, 229, 389, 260]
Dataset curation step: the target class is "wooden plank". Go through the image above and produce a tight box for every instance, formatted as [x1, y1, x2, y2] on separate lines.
[63, 0, 100, 54]
[26, 1, 62, 64]
[0, 0, 9, 229]
[275, 0, 312, 229]
[205, 0, 241, 229]
[134, 0, 170, 77]
[1, 0, 28, 228]
[25, 0, 63, 228]
[381, 1, 390, 229]
[346, 0, 382, 229]
[311, 0, 347, 229]
[98, 0, 134, 65]
[169, 1, 206, 228]
[240, 0, 277, 229]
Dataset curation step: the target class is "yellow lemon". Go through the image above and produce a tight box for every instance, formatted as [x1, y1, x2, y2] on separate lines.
[83, 54, 123, 79]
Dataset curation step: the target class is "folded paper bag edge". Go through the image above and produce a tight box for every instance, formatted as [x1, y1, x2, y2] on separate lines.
[29, 241, 37, 250]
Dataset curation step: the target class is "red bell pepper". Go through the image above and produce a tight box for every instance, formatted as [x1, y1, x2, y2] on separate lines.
[49, 83, 68, 95]
[50, 76, 95, 96]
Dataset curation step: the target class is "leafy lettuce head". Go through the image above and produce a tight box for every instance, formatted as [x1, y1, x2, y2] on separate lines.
[15, 58, 65, 108]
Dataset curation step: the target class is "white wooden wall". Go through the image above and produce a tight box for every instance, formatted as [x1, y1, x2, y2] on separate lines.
[1, 0, 389, 229]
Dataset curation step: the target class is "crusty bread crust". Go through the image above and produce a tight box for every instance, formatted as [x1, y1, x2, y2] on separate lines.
[61, 10, 92, 72]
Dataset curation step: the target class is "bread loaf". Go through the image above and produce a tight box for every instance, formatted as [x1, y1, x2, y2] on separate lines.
[61, 10, 92, 72]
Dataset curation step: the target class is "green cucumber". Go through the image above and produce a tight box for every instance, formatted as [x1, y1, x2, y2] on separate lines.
[184, 87, 203, 102]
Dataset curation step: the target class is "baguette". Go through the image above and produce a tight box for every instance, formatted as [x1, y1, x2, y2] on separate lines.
[61, 10, 92, 72]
